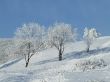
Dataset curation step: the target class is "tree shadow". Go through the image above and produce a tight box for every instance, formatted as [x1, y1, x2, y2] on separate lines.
[63, 47, 110, 60]
[0, 58, 22, 69]
[35, 47, 110, 66]
[34, 57, 59, 65]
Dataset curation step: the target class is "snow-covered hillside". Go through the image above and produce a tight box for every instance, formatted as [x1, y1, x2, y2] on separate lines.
[0, 36, 110, 82]
[0, 39, 13, 64]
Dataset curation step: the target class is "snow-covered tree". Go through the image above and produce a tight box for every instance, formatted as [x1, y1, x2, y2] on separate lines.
[14, 23, 45, 67]
[83, 28, 99, 52]
[48, 23, 76, 61]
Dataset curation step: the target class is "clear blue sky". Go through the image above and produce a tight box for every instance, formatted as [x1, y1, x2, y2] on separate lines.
[0, 0, 110, 38]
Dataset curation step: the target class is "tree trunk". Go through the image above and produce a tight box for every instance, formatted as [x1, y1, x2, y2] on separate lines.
[87, 47, 89, 52]
[25, 62, 29, 67]
[59, 49, 62, 61]
[25, 59, 29, 67]
[25, 43, 31, 68]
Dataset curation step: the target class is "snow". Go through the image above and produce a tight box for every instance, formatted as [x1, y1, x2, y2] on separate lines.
[0, 36, 110, 82]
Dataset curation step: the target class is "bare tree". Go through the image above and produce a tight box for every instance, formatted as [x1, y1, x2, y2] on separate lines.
[48, 23, 76, 61]
[14, 23, 45, 67]
[83, 28, 99, 52]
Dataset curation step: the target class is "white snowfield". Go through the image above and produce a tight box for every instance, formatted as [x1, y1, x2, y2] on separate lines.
[0, 36, 110, 82]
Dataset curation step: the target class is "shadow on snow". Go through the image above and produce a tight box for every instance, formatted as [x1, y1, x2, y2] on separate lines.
[35, 47, 110, 65]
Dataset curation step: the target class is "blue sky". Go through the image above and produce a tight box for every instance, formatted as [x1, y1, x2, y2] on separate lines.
[0, 0, 110, 38]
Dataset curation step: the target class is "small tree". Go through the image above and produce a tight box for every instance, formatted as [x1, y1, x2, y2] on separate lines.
[14, 23, 45, 67]
[48, 23, 76, 61]
[83, 28, 99, 52]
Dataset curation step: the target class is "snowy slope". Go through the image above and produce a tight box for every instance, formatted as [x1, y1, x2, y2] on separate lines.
[0, 39, 13, 64]
[0, 36, 110, 82]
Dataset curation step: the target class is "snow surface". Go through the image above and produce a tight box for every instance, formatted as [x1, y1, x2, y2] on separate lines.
[0, 36, 110, 82]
